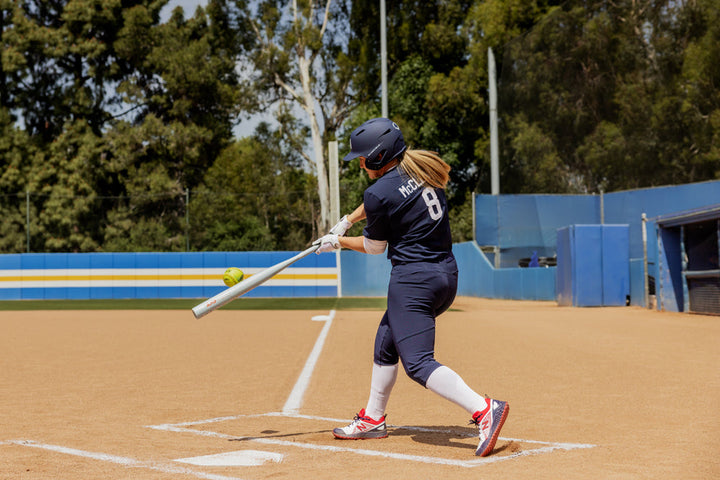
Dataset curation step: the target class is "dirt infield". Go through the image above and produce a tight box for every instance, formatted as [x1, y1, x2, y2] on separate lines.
[1, 297, 718, 479]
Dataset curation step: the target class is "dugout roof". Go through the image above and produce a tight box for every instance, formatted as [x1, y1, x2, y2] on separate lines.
[653, 204, 720, 227]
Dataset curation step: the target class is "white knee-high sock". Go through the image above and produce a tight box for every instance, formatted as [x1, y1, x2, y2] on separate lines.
[364, 363, 399, 420]
[425, 366, 488, 414]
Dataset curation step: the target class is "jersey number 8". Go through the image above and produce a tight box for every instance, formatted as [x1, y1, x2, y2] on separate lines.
[422, 187, 443, 220]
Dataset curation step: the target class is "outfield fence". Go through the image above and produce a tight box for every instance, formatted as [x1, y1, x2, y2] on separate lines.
[0, 251, 337, 301]
[2, 181, 719, 313]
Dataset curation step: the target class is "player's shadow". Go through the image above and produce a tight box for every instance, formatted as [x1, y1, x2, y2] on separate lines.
[390, 425, 475, 451]
[228, 429, 332, 442]
[390, 425, 513, 454]
[227, 425, 513, 455]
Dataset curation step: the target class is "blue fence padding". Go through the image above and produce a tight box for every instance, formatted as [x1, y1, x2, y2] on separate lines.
[556, 225, 629, 307]
[577, 226, 605, 306]
[0, 254, 21, 269]
[0, 251, 338, 301]
[45, 253, 68, 269]
[453, 242, 493, 298]
[601, 226, 630, 306]
[340, 250, 391, 297]
[477, 182, 720, 259]
[657, 227, 684, 312]
[340, 242, 556, 301]
[3, 182, 718, 305]
[557, 225, 603, 306]
[475, 194, 600, 249]
[453, 242, 494, 298]
[0, 251, 334, 270]
[474, 195, 500, 246]
[522, 267, 555, 299]
[453, 242, 556, 301]
[21, 254, 44, 269]
[494, 269, 520, 299]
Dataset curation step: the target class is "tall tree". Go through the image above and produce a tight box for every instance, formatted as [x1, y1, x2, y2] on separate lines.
[115, 0, 247, 190]
[0, 0, 251, 252]
[497, 0, 720, 193]
[0, 0, 172, 252]
[31, 119, 105, 251]
[0, 107, 36, 252]
[190, 124, 317, 251]
[103, 0, 247, 251]
[1, 0, 161, 141]
[233, 0, 360, 235]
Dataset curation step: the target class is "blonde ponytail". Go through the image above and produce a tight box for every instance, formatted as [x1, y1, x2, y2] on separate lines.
[399, 149, 451, 189]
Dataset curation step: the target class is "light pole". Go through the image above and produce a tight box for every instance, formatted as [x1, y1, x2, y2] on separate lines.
[488, 47, 499, 195]
[380, 0, 388, 117]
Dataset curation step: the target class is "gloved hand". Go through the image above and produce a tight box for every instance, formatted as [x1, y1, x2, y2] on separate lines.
[329, 215, 353, 236]
[313, 234, 340, 254]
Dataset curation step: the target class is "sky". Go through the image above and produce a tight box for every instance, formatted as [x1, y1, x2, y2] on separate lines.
[160, 0, 208, 23]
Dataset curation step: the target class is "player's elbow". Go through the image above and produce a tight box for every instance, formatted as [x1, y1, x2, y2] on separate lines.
[363, 237, 387, 255]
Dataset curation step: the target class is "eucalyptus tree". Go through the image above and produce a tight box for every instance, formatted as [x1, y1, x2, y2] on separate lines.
[230, 0, 363, 234]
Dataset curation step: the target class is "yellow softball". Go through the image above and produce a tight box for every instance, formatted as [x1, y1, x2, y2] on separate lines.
[222, 267, 244, 287]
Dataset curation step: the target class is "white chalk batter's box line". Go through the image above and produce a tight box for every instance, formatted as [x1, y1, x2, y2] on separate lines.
[145, 411, 596, 468]
[1, 311, 594, 477]
[0, 439, 247, 480]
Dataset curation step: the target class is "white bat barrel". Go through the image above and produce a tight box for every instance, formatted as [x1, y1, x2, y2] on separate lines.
[192, 245, 320, 319]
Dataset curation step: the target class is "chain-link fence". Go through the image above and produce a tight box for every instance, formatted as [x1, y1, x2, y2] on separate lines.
[0, 188, 319, 254]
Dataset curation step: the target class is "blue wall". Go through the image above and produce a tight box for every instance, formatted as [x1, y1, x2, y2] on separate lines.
[473, 180, 720, 306]
[339, 250, 391, 297]
[338, 242, 556, 301]
[0, 251, 337, 300]
[556, 225, 630, 307]
[2, 180, 718, 305]
[475, 194, 600, 267]
[453, 242, 556, 301]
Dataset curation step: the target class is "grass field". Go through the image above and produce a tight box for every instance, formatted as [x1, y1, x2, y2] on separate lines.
[0, 297, 388, 311]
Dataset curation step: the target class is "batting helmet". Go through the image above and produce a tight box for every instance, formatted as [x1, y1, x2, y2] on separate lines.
[343, 118, 406, 170]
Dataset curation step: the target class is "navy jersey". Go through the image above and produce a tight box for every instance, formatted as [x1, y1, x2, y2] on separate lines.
[363, 167, 452, 264]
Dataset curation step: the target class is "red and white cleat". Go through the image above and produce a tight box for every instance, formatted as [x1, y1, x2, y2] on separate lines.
[472, 399, 509, 456]
[333, 408, 388, 440]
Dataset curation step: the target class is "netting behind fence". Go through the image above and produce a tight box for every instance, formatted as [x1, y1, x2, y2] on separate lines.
[0, 188, 318, 254]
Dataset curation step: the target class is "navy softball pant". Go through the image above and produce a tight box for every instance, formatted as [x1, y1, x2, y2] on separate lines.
[373, 255, 458, 387]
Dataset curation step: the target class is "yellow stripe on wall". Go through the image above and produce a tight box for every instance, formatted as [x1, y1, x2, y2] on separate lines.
[0, 273, 336, 282]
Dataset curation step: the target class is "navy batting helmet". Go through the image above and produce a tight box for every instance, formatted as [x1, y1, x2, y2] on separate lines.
[343, 118, 406, 170]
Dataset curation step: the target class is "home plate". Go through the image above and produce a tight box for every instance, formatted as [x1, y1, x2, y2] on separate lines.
[175, 450, 284, 467]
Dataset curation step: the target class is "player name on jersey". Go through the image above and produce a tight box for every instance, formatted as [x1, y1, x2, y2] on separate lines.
[398, 178, 422, 198]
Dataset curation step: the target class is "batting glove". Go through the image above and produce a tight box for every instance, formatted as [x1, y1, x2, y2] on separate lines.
[329, 215, 353, 236]
[313, 234, 340, 254]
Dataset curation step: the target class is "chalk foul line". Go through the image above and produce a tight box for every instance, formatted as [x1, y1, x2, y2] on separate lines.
[282, 310, 335, 414]
[1, 440, 246, 480]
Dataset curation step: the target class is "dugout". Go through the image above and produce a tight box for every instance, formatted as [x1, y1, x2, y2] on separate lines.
[654, 205, 720, 315]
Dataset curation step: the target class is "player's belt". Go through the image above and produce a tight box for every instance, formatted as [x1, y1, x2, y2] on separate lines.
[391, 253, 453, 267]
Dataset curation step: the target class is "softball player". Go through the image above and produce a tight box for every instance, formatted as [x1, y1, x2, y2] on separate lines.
[314, 118, 509, 457]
